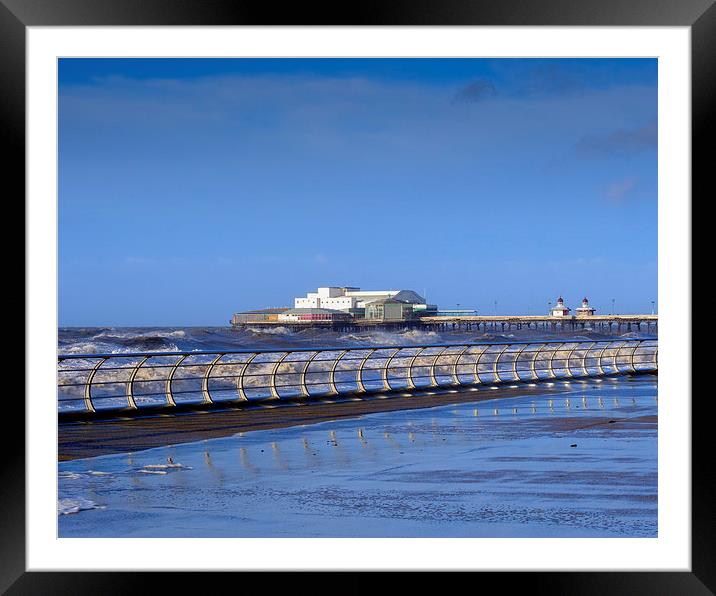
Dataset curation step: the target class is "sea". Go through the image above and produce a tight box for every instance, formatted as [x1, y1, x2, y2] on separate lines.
[58, 324, 656, 355]
[57, 325, 658, 538]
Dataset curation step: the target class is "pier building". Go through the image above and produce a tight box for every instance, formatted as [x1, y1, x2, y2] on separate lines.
[364, 298, 418, 322]
[294, 286, 359, 310]
[277, 308, 352, 323]
[231, 308, 289, 325]
[575, 297, 596, 317]
[550, 297, 571, 317]
[293, 286, 434, 318]
[293, 286, 437, 314]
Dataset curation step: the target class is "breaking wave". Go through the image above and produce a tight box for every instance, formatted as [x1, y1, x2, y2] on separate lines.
[59, 324, 657, 356]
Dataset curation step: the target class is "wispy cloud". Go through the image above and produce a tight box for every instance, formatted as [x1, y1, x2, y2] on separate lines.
[605, 177, 639, 202]
[513, 62, 586, 97]
[451, 64, 588, 106]
[576, 121, 657, 158]
[484, 58, 657, 99]
[60, 72, 658, 213]
[452, 79, 497, 103]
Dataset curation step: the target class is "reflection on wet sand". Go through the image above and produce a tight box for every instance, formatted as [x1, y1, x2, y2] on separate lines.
[271, 442, 289, 470]
[239, 447, 257, 472]
[202, 449, 225, 485]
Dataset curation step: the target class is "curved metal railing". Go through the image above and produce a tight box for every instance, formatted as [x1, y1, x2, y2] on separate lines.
[57, 339, 657, 415]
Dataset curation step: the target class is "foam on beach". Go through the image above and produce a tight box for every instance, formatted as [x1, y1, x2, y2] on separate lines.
[58, 498, 103, 516]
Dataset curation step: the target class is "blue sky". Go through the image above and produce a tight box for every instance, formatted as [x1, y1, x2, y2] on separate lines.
[59, 58, 657, 325]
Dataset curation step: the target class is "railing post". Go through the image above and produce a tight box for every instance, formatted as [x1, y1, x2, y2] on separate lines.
[595, 342, 609, 375]
[613, 340, 626, 373]
[328, 350, 348, 395]
[429, 347, 450, 387]
[299, 351, 322, 398]
[563, 343, 581, 378]
[356, 349, 377, 393]
[269, 352, 291, 399]
[628, 341, 642, 373]
[492, 344, 510, 383]
[578, 342, 596, 377]
[473, 347, 486, 384]
[382, 348, 402, 391]
[451, 345, 472, 386]
[511, 344, 529, 382]
[236, 353, 259, 401]
[126, 356, 150, 409]
[529, 344, 544, 380]
[406, 347, 428, 390]
[547, 342, 566, 379]
[83, 357, 107, 413]
[201, 353, 225, 404]
[165, 354, 189, 406]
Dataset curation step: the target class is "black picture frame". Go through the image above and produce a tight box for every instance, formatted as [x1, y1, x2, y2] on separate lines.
[7, 0, 707, 591]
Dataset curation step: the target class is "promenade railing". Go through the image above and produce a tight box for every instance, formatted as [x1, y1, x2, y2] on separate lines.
[58, 338, 657, 416]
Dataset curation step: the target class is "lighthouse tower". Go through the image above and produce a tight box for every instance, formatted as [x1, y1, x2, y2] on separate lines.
[549, 296, 571, 318]
[576, 297, 596, 317]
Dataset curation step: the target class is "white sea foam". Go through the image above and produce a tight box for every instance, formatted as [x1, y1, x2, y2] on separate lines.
[246, 326, 293, 335]
[95, 329, 186, 340]
[58, 471, 83, 480]
[109, 343, 180, 354]
[620, 331, 652, 339]
[58, 498, 103, 515]
[140, 461, 193, 474]
[59, 340, 181, 355]
[339, 328, 442, 346]
[60, 341, 115, 355]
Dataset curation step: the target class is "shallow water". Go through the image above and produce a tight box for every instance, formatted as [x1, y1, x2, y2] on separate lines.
[58, 375, 657, 538]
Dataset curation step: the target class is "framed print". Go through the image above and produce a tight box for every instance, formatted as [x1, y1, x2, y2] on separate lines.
[8, 0, 709, 591]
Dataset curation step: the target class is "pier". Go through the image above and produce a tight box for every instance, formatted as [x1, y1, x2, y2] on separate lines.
[418, 315, 658, 333]
[231, 315, 658, 334]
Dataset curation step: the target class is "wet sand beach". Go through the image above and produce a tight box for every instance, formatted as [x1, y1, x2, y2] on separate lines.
[58, 382, 579, 461]
[58, 375, 657, 537]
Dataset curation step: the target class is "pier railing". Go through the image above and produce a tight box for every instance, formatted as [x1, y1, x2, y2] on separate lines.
[58, 339, 657, 417]
[58, 339, 658, 416]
